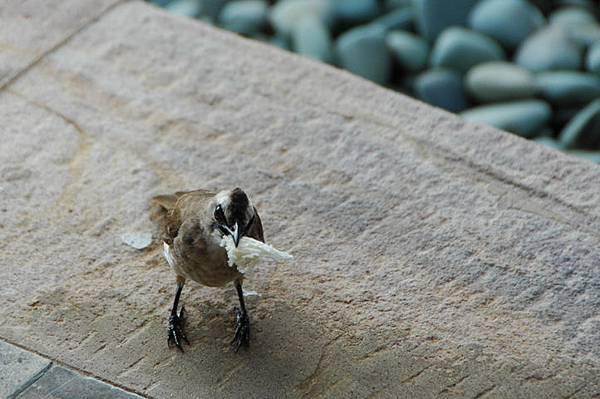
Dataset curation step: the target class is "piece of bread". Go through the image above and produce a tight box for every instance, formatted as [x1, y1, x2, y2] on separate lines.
[220, 235, 293, 269]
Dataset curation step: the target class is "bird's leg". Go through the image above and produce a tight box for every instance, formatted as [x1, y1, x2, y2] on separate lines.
[231, 278, 250, 352]
[167, 276, 189, 351]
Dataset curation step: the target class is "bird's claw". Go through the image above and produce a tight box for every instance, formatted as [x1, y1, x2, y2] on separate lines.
[231, 307, 250, 352]
[167, 306, 189, 352]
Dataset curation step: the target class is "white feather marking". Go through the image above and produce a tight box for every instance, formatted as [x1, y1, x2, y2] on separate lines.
[163, 242, 176, 270]
[215, 190, 231, 210]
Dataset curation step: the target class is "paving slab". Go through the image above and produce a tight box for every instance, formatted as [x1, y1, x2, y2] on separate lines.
[0, 341, 51, 398]
[16, 364, 143, 399]
[0, 0, 123, 88]
[0, 340, 141, 399]
[0, 1, 599, 398]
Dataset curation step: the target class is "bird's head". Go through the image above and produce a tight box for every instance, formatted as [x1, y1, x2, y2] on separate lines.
[211, 188, 256, 247]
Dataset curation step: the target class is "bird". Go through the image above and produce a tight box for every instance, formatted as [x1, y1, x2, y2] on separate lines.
[150, 187, 264, 352]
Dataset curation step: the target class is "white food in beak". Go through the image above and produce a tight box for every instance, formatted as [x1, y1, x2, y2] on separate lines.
[220, 235, 293, 269]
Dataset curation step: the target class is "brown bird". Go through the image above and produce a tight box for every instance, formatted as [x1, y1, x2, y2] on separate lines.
[150, 188, 264, 352]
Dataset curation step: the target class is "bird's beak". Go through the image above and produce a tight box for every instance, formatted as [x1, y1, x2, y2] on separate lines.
[219, 222, 244, 247]
[231, 222, 241, 247]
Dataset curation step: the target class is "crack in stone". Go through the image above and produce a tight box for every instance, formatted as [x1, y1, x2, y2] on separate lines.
[472, 384, 497, 399]
[400, 364, 433, 384]
[438, 374, 469, 395]
[296, 332, 344, 395]
[117, 356, 146, 378]
[524, 371, 559, 383]
[116, 319, 151, 348]
[92, 343, 108, 355]
[356, 345, 390, 362]
[563, 385, 585, 399]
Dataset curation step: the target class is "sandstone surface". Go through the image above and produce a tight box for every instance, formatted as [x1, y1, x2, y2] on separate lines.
[1, 1, 600, 398]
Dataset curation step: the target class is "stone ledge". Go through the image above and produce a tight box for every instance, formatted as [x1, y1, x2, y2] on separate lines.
[0, 1, 599, 397]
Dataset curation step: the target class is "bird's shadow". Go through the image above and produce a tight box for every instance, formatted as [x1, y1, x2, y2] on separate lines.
[160, 296, 331, 396]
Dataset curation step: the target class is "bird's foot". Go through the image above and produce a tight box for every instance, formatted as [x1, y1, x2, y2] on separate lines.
[167, 306, 189, 352]
[231, 307, 250, 352]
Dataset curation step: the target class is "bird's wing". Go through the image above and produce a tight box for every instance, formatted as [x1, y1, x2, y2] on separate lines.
[150, 189, 216, 245]
[150, 194, 181, 245]
[247, 207, 265, 243]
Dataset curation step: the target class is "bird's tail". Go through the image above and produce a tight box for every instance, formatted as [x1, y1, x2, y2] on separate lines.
[149, 194, 178, 224]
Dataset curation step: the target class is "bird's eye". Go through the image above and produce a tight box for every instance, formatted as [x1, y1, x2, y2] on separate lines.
[214, 205, 226, 224]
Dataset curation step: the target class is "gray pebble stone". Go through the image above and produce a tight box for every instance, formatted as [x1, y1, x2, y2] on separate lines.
[269, 0, 334, 37]
[559, 99, 600, 149]
[461, 100, 552, 138]
[430, 27, 505, 74]
[567, 24, 600, 48]
[587, 41, 600, 74]
[165, 0, 203, 17]
[198, 0, 228, 22]
[383, 0, 412, 11]
[515, 26, 583, 72]
[413, 0, 480, 41]
[414, 68, 469, 112]
[468, 0, 545, 50]
[370, 6, 413, 32]
[335, 25, 391, 85]
[386, 30, 429, 72]
[291, 16, 333, 62]
[330, 0, 380, 25]
[549, 7, 598, 28]
[535, 71, 600, 106]
[549, 7, 600, 47]
[465, 61, 538, 103]
[219, 0, 268, 35]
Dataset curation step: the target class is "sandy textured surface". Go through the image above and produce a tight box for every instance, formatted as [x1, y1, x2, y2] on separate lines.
[1, 1, 599, 397]
[0, 0, 122, 88]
